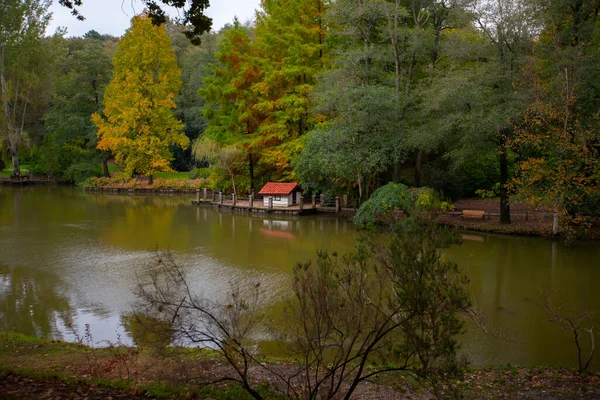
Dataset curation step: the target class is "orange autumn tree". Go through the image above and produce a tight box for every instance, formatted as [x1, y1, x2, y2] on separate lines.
[92, 14, 188, 183]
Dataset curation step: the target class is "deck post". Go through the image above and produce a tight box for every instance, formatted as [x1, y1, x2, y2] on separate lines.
[211, 190, 215, 202]
[312, 194, 316, 208]
[299, 197, 304, 211]
[196, 189, 200, 203]
[232, 193, 237, 206]
[268, 196, 273, 210]
[249, 194, 254, 209]
[203, 188, 207, 200]
[335, 196, 340, 214]
[320, 193, 324, 206]
[343, 195, 348, 208]
[219, 191, 223, 204]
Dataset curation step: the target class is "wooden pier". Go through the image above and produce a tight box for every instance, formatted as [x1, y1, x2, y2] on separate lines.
[191, 189, 355, 217]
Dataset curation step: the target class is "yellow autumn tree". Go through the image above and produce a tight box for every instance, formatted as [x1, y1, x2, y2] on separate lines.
[92, 14, 188, 183]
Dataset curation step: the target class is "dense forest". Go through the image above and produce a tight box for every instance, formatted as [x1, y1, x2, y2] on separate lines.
[1, 0, 599, 224]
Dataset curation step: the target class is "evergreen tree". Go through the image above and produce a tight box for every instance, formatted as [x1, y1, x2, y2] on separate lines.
[92, 14, 188, 183]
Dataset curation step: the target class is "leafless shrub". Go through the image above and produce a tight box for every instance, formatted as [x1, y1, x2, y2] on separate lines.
[541, 287, 597, 372]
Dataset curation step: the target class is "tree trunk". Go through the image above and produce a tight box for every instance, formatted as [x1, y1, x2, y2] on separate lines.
[102, 157, 110, 177]
[552, 201, 560, 235]
[10, 144, 20, 177]
[392, 160, 402, 183]
[248, 153, 254, 193]
[499, 137, 511, 224]
[231, 176, 237, 197]
[413, 150, 423, 187]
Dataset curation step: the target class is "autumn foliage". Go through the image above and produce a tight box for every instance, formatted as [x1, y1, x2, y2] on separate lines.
[92, 15, 189, 179]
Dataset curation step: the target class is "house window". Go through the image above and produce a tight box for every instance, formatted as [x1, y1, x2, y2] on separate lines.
[274, 195, 281, 201]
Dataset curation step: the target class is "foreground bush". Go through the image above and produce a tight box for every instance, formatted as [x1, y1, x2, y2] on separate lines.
[135, 211, 471, 399]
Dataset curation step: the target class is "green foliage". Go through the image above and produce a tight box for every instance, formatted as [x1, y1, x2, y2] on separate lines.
[0, 0, 54, 176]
[475, 184, 500, 199]
[286, 214, 470, 398]
[27, 133, 102, 182]
[354, 183, 413, 226]
[383, 217, 469, 374]
[354, 182, 449, 227]
[189, 167, 211, 180]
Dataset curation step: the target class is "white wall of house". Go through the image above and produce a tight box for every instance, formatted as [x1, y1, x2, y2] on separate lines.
[262, 193, 294, 207]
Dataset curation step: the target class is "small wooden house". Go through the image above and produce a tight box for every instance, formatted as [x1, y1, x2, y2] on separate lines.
[257, 182, 302, 207]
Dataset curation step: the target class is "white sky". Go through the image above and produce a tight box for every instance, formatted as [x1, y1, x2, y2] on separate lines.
[46, 0, 261, 38]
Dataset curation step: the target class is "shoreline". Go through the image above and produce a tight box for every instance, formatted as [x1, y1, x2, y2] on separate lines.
[1, 332, 599, 399]
[3, 183, 597, 239]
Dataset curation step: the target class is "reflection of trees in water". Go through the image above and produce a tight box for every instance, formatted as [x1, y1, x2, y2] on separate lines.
[121, 313, 172, 348]
[0, 263, 74, 339]
[85, 193, 190, 209]
[89, 194, 192, 250]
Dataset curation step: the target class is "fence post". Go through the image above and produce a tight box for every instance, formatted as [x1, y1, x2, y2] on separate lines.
[299, 197, 304, 211]
[335, 196, 340, 214]
[203, 188, 207, 200]
[232, 193, 237, 206]
[196, 189, 200, 203]
[320, 194, 324, 206]
[219, 191, 223, 204]
[268, 196, 273, 210]
[343, 194, 348, 209]
[249, 194, 254, 209]
[211, 190, 215, 203]
[312, 194, 316, 208]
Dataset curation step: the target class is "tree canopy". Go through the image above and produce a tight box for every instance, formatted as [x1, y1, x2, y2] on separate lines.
[92, 14, 188, 180]
[57, 0, 212, 44]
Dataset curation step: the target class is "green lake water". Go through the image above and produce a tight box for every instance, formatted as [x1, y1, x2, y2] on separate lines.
[1, 185, 599, 369]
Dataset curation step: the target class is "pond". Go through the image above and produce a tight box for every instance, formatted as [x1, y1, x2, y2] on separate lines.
[1, 186, 599, 369]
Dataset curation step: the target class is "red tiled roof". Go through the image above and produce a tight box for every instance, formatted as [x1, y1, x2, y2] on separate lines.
[258, 182, 301, 195]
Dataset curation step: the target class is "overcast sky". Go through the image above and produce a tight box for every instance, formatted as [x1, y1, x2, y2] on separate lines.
[47, 0, 261, 38]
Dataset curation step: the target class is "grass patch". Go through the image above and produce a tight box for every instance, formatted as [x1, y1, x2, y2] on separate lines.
[154, 171, 191, 180]
[106, 164, 190, 181]
[0, 165, 30, 177]
[0, 332, 279, 399]
[107, 164, 122, 174]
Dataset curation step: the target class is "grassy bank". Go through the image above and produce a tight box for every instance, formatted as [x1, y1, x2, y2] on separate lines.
[1, 332, 599, 399]
[0, 165, 30, 177]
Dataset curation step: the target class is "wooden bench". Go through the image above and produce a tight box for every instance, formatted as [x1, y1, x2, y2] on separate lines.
[462, 209, 486, 219]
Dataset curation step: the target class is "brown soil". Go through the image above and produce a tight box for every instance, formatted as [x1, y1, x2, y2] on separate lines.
[0, 371, 148, 400]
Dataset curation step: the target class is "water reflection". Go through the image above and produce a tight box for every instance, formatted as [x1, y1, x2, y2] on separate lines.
[1, 186, 599, 368]
[0, 263, 73, 339]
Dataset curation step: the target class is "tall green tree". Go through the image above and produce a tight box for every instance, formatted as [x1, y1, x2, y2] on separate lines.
[510, 0, 600, 231]
[250, 0, 328, 181]
[92, 14, 188, 183]
[167, 26, 217, 171]
[0, 0, 52, 176]
[199, 20, 264, 191]
[297, 0, 406, 199]
[42, 34, 114, 180]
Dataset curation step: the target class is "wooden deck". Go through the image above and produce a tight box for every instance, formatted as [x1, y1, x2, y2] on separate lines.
[192, 198, 355, 216]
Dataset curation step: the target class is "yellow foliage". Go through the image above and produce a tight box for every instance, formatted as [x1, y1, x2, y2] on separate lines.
[92, 15, 188, 177]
